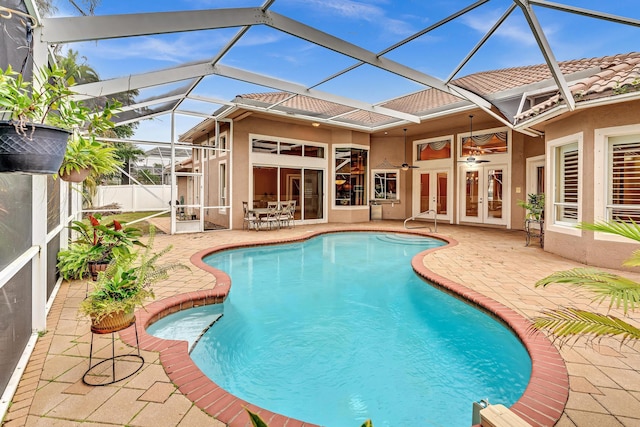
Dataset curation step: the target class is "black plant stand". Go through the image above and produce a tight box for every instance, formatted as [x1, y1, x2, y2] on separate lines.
[82, 316, 144, 386]
[525, 219, 544, 248]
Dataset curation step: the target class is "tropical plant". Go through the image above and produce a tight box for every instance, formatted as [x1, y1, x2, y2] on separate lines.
[518, 193, 544, 221]
[58, 133, 122, 179]
[533, 220, 640, 346]
[79, 231, 188, 323]
[57, 213, 144, 280]
[0, 64, 118, 135]
[0, 63, 122, 176]
[72, 213, 145, 261]
[245, 408, 373, 427]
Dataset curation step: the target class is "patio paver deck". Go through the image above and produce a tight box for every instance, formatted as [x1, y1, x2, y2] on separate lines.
[3, 222, 639, 427]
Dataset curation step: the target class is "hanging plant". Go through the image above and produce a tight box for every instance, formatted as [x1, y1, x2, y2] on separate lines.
[0, 64, 120, 175]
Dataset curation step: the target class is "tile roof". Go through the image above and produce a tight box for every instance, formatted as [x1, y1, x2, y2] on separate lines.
[515, 52, 640, 122]
[236, 52, 640, 129]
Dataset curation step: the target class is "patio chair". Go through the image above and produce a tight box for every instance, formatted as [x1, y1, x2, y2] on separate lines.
[242, 201, 259, 230]
[261, 204, 280, 230]
[289, 200, 297, 226]
[278, 200, 295, 228]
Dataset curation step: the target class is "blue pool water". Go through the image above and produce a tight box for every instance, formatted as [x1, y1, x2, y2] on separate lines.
[149, 232, 531, 427]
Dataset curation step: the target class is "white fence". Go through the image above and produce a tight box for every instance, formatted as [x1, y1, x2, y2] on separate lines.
[93, 185, 172, 211]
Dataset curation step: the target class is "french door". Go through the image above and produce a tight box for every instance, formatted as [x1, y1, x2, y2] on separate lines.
[418, 170, 450, 220]
[460, 165, 507, 225]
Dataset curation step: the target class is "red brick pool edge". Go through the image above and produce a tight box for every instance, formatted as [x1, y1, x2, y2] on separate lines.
[118, 229, 568, 427]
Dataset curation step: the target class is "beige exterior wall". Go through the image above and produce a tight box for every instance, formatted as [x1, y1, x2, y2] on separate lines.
[182, 100, 639, 270]
[192, 114, 374, 229]
[541, 100, 640, 269]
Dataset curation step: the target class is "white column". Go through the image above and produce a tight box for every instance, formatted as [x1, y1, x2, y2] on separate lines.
[30, 29, 49, 332]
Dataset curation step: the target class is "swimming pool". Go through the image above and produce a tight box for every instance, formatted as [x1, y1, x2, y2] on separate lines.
[149, 232, 531, 427]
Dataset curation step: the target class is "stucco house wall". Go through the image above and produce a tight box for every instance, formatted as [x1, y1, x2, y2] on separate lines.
[541, 100, 640, 269]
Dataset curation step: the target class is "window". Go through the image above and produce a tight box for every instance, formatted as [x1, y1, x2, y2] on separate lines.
[219, 134, 228, 157]
[461, 131, 508, 157]
[219, 162, 227, 213]
[208, 135, 216, 159]
[371, 170, 398, 200]
[251, 137, 325, 158]
[417, 139, 451, 160]
[555, 144, 579, 223]
[595, 126, 640, 229]
[608, 136, 640, 222]
[548, 133, 581, 234]
[335, 147, 368, 206]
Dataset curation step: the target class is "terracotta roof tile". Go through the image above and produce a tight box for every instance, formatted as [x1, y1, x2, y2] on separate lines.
[515, 52, 640, 122]
[236, 52, 640, 128]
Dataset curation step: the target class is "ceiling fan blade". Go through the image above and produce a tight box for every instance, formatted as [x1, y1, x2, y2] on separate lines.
[457, 156, 490, 164]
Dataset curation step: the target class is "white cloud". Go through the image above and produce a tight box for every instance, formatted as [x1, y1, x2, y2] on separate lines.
[91, 35, 218, 63]
[461, 9, 540, 46]
[287, 0, 411, 37]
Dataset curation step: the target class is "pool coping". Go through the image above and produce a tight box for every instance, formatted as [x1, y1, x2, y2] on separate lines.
[119, 228, 568, 427]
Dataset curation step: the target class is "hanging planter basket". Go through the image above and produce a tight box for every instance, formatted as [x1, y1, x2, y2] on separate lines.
[0, 121, 70, 174]
[88, 260, 110, 281]
[90, 309, 135, 334]
[60, 167, 91, 183]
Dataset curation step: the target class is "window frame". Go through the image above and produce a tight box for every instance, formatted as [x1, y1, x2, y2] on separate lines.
[546, 132, 582, 236]
[250, 134, 326, 159]
[594, 124, 640, 243]
[370, 169, 400, 202]
[333, 144, 369, 209]
[218, 160, 227, 214]
[208, 134, 217, 159]
[218, 133, 228, 157]
[415, 136, 452, 163]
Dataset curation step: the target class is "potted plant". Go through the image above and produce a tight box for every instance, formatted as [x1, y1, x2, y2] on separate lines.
[517, 193, 545, 221]
[0, 64, 119, 175]
[58, 134, 122, 182]
[57, 213, 145, 280]
[79, 231, 188, 333]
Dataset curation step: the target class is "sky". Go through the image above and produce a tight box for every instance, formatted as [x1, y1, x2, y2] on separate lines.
[48, 0, 640, 143]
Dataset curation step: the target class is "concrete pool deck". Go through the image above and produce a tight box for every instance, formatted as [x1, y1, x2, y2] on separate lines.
[3, 222, 640, 427]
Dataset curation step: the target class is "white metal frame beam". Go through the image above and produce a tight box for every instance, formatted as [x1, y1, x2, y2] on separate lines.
[43, 6, 503, 126]
[39, 8, 265, 43]
[514, 0, 575, 110]
[529, 0, 640, 27]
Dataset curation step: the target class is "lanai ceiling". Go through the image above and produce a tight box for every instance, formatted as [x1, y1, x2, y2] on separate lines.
[15, 0, 640, 140]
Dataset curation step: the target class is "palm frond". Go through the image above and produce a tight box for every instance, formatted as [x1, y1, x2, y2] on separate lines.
[535, 268, 640, 314]
[533, 308, 640, 346]
[623, 248, 640, 268]
[578, 220, 640, 243]
[245, 408, 269, 427]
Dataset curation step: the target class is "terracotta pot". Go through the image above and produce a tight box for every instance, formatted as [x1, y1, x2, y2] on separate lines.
[0, 121, 70, 174]
[59, 167, 91, 182]
[90, 309, 135, 334]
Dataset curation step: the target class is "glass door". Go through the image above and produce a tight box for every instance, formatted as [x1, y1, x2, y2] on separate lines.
[419, 170, 449, 219]
[254, 165, 325, 222]
[460, 165, 507, 225]
[303, 169, 324, 220]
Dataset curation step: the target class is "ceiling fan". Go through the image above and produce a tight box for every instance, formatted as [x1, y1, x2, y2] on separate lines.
[459, 115, 490, 165]
[394, 128, 419, 170]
